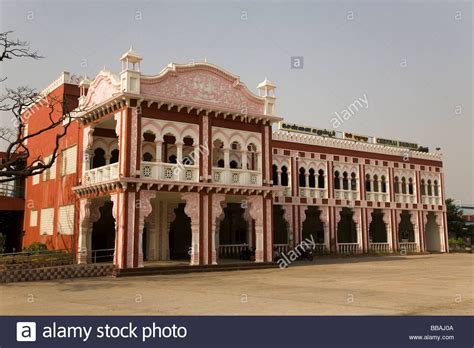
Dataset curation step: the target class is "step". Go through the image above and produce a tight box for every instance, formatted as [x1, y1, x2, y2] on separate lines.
[113, 262, 276, 277]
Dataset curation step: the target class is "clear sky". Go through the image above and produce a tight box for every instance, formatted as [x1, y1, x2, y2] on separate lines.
[0, 0, 472, 203]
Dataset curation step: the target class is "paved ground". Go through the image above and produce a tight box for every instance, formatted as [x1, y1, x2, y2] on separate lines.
[1, 253, 472, 315]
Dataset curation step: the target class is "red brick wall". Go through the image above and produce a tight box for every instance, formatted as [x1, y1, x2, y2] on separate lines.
[22, 83, 80, 251]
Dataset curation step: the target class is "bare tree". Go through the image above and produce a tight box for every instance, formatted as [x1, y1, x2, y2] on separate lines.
[0, 31, 79, 183]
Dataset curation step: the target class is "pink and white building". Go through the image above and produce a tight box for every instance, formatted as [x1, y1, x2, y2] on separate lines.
[22, 48, 449, 269]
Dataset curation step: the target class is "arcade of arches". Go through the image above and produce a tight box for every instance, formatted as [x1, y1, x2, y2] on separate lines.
[81, 194, 446, 266]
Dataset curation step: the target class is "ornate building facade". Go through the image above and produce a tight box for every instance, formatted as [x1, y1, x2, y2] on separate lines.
[22, 48, 448, 268]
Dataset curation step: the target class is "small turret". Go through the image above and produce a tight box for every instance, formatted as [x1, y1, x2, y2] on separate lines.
[120, 46, 142, 94]
[257, 78, 276, 115]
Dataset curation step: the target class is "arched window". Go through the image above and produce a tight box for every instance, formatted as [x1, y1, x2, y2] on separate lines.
[351, 172, 357, 191]
[110, 149, 119, 164]
[334, 171, 341, 190]
[247, 143, 258, 170]
[230, 141, 242, 169]
[394, 176, 400, 193]
[373, 174, 379, 192]
[342, 172, 349, 190]
[318, 169, 325, 188]
[381, 175, 387, 193]
[272, 164, 279, 185]
[143, 152, 153, 162]
[164, 134, 177, 164]
[427, 179, 432, 196]
[299, 167, 306, 187]
[281, 166, 289, 186]
[168, 154, 177, 164]
[308, 168, 316, 188]
[408, 178, 414, 195]
[420, 179, 426, 195]
[365, 174, 371, 192]
[434, 180, 439, 196]
[92, 148, 106, 169]
[213, 139, 225, 168]
[401, 177, 407, 194]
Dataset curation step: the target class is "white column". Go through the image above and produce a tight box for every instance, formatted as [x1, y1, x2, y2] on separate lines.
[248, 195, 264, 262]
[241, 150, 248, 170]
[224, 148, 230, 168]
[155, 141, 162, 162]
[176, 142, 183, 163]
[383, 210, 393, 251]
[182, 192, 201, 265]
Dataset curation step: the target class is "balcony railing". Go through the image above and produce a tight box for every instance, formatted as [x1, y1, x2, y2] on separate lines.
[395, 193, 416, 204]
[421, 195, 442, 205]
[369, 242, 391, 253]
[399, 242, 419, 253]
[274, 244, 290, 254]
[84, 163, 119, 185]
[335, 189, 359, 200]
[218, 244, 247, 258]
[141, 162, 199, 182]
[299, 187, 327, 199]
[337, 243, 361, 254]
[365, 192, 389, 202]
[212, 168, 262, 186]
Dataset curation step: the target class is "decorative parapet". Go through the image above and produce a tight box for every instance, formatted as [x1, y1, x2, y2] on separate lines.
[23, 71, 82, 112]
[272, 130, 443, 161]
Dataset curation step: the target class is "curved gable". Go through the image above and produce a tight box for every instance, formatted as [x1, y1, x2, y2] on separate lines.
[82, 71, 121, 110]
[141, 63, 265, 115]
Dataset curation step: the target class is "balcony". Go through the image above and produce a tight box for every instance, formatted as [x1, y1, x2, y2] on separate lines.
[299, 187, 327, 199]
[335, 189, 359, 200]
[395, 193, 416, 204]
[212, 168, 262, 186]
[84, 163, 119, 185]
[365, 192, 389, 203]
[421, 195, 442, 205]
[141, 162, 199, 182]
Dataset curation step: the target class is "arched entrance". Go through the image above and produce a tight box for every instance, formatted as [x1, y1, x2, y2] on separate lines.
[91, 201, 115, 262]
[169, 203, 192, 260]
[398, 210, 415, 242]
[273, 205, 288, 244]
[218, 203, 248, 259]
[302, 206, 324, 244]
[337, 208, 357, 243]
[369, 209, 387, 243]
[425, 212, 442, 252]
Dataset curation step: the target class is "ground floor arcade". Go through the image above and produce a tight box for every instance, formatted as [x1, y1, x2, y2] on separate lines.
[77, 189, 448, 269]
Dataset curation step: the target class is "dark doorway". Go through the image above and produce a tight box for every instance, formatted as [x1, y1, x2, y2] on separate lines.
[273, 205, 288, 244]
[302, 206, 324, 244]
[398, 210, 415, 242]
[91, 201, 115, 262]
[92, 148, 106, 168]
[0, 211, 23, 252]
[337, 208, 357, 243]
[219, 203, 248, 245]
[169, 203, 192, 260]
[369, 209, 387, 243]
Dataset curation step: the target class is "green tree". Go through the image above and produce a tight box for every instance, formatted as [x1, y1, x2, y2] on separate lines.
[446, 199, 467, 238]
